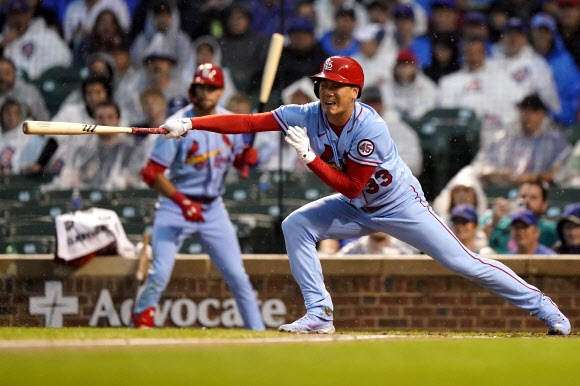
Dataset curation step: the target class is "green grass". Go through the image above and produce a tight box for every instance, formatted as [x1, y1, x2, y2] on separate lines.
[1, 328, 578, 386]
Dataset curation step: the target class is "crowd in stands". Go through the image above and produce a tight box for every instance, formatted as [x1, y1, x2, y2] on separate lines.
[0, 0, 579, 256]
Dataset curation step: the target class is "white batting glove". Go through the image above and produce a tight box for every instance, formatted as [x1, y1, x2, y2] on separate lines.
[161, 118, 192, 140]
[285, 126, 316, 164]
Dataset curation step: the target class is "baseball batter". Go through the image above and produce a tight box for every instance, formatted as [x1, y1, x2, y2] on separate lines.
[132, 64, 265, 330]
[162, 56, 570, 335]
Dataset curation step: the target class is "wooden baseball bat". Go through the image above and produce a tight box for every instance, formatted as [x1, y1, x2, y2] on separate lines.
[241, 32, 285, 178]
[22, 121, 169, 135]
[135, 232, 151, 284]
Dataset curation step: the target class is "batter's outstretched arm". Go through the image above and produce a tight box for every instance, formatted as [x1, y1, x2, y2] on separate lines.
[162, 113, 280, 138]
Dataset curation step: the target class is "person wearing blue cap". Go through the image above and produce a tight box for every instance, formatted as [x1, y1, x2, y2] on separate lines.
[529, 12, 580, 127]
[492, 17, 561, 118]
[279, 16, 329, 90]
[509, 209, 558, 255]
[554, 203, 580, 254]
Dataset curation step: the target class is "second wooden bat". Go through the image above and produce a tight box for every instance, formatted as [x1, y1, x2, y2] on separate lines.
[22, 121, 169, 135]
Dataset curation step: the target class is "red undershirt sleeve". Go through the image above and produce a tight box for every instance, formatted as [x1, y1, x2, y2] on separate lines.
[190, 112, 280, 134]
[307, 157, 376, 200]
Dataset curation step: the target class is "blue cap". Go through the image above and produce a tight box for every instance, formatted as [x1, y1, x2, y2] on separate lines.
[431, 0, 456, 9]
[393, 4, 414, 19]
[451, 204, 478, 223]
[503, 17, 527, 32]
[511, 209, 538, 226]
[559, 203, 580, 225]
[464, 11, 487, 26]
[3, 0, 30, 14]
[531, 13, 556, 31]
[287, 16, 314, 33]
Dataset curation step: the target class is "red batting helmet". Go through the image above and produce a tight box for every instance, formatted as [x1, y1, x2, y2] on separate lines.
[191, 63, 224, 88]
[311, 56, 365, 98]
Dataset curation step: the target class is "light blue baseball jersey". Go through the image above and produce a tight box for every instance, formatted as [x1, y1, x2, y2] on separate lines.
[272, 102, 417, 210]
[149, 105, 244, 200]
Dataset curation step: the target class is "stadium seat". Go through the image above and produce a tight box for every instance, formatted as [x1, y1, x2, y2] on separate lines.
[31, 66, 84, 117]
[411, 108, 481, 200]
[0, 239, 54, 254]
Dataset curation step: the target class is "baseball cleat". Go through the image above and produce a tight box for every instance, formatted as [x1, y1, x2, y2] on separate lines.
[536, 297, 571, 335]
[541, 311, 571, 335]
[278, 314, 335, 334]
[131, 307, 155, 328]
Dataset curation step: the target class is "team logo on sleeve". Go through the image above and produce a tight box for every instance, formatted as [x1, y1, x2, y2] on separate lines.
[357, 139, 375, 157]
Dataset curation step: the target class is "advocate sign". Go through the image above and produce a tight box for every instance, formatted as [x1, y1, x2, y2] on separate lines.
[30, 281, 287, 328]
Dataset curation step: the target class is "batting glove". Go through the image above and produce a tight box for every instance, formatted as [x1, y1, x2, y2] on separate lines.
[171, 191, 205, 222]
[162, 118, 192, 140]
[285, 126, 316, 164]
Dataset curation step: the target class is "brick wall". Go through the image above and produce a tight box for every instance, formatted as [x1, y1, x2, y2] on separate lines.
[1, 255, 579, 332]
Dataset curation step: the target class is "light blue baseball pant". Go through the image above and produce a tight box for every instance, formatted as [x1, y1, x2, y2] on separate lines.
[281, 187, 547, 321]
[135, 198, 265, 330]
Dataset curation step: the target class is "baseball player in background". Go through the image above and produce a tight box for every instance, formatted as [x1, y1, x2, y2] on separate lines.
[161, 56, 570, 335]
[132, 64, 265, 330]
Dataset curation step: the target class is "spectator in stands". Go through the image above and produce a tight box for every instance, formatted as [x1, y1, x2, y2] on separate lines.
[130, 0, 192, 79]
[529, 12, 580, 128]
[52, 74, 112, 124]
[63, 0, 130, 48]
[47, 75, 114, 174]
[462, 11, 493, 56]
[477, 94, 571, 187]
[336, 231, 417, 255]
[481, 180, 560, 254]
[486, 1, 510, 43]
[423, 32, 460, 83]
[218, 3, 268, 96]
[554, 203, 580, 254]
[437, 37, 523, 149]
[0, 0, 63, 37]
[508, 209, 557, 255]
[433, 182, 487, 224]
[42, 100, 136, 191]
[0, 0, 71, 80]
[313, 0, 368, 39]
[0, 98, 44, 175]
[380, 49, 437, 121]
[72, 9, 128, 67]
[224, 92, 252, 116]
[191, 35, 238, 108]
[108, 31, 135, 89]
[318, 6, 361, 57]
[61, 52, 117, 107]
[449, 203, 495, 255]
[492, 17, 561, 117]
[248, 0, 296, 37]
[364, 0, 392, 33]
[392, 4, 430, 69]
[360, 85, 423, 177]
[0, 56, 49, 120]
[554, 136, 580, 188]
[352, 23, 396, 88]
[556, 0, 580, 68]
[116, 39, 187, 125]
[278, 16, 328, 91]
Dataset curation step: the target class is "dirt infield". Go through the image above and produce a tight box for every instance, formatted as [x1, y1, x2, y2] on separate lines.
[0, 332, 502, 350]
